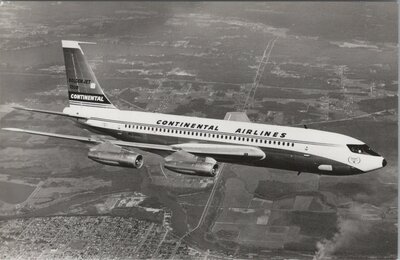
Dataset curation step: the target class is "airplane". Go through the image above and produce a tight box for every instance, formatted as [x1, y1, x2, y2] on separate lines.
[2, 40, 387, 177]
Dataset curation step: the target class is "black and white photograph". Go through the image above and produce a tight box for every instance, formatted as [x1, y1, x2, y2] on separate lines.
[0, 1, 397, 259]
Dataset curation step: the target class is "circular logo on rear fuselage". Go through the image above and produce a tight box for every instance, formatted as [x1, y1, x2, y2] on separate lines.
[348, 157, 361, 164]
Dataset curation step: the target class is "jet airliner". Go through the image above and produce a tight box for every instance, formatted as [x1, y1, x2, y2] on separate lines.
[2, 40, 387, 177]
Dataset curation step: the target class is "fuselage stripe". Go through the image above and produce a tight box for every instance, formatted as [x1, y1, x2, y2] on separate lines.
[88, 117, 340, 147]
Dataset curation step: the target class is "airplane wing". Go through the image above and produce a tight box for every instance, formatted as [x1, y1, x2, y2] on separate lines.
[2, 127, 266, 176]
[2, 128, 264, 158]
[1, 128, 175, 152]
[224, 111, 251, 122]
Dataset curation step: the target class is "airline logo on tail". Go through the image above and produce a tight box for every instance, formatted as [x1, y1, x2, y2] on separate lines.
[69, 92, 110, 103]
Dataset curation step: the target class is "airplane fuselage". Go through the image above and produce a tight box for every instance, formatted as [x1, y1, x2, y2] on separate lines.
[64, 105, 386, 176]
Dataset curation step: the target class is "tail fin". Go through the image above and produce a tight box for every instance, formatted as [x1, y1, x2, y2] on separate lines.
[62, 40, 116, 109]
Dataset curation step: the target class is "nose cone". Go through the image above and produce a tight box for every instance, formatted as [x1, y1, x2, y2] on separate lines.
[382, 159, 387, 167]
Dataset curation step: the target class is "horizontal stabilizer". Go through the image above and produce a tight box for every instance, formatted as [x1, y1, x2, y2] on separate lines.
[12, 106, 82, 118]
[224, 112, 251, 122]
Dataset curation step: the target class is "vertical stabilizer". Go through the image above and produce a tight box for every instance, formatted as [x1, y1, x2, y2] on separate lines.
[62, 40, 116, 109]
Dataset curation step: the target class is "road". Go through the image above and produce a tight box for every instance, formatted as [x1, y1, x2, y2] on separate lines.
[170, 164, 226, 259]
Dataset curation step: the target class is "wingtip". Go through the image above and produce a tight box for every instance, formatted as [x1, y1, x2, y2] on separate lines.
[61, 40, 96, 49]
[1, 127, 20, 132]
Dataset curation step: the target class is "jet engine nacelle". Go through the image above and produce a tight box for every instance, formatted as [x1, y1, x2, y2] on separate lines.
[88, 149, 144, 169]
[164, 159, 218, 177]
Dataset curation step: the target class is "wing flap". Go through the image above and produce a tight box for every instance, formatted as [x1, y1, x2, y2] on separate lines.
[164, 150, 198, 162]
[111, 140, 175, 152]
[171, 143, 265, 159]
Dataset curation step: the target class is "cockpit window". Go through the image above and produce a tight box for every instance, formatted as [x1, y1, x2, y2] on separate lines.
[347, 144, 380, 156]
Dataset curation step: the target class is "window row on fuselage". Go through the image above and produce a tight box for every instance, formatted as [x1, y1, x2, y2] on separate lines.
[123, 123, 295, 148]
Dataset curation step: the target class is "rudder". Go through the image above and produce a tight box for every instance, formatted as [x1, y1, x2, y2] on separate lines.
[62, 40, 116, 109]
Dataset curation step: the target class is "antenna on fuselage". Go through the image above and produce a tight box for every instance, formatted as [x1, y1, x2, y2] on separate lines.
[303, 125, 308, 129]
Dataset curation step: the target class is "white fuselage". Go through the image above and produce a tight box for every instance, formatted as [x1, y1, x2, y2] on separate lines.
[63, 105, 385, 175]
